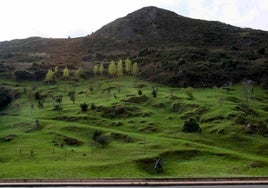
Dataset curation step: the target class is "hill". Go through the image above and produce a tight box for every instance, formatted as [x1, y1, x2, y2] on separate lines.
[85, 6, 268, 51]
[0, 6, 268, 87]
[84, 6, 268, 87]
[0, 77, 268, 178]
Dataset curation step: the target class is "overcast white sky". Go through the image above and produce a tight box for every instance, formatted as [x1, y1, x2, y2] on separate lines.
[0, 0, 268, 42]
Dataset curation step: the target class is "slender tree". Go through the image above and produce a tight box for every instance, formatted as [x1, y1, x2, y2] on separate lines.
[45, 69, 54, 84]
[132, 62, 139, 76]
[116, 59, 123, 77]
[74, 67, 82, 78]
[62, 67, 69, 80]
[125, 59, 132, 75]
[99, 63, 104, 75]
[108, 61, 116, 77]
[242, 79, 254, 102]
[93, 65, 99, 77]
[54, 66, 58, 79]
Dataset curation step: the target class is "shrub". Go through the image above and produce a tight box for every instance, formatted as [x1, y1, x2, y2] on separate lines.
[54, 104, 62, 112]
[35, 92, 42, 101]
[80, 103, 88, 112]
[95, 135, 109, 146]
[124, 95, 149, 103]
[0, 86, 13, 109]
[14, 70, 33, 81]
[69, 93, 75, 103]
[63, 136, 83, 146]
[257, 123, 268, 136]
[35, 119, 40, 128]
[138, 89, 143, 96]
[68, 91, 75, 96]
[171, 103, 181, 112]
[93, 131, 109, 147]
[55, 95, 63, 104]
[231, 46, 239, 51]
[257, 48, 265, 55]
[182, 118, 201, 133]
[93, 131, 102, 141]
[90, 103, 96, 110]
[185, 87, 194, 99]
[38, 100, 43, 108]
[152, 89, 157, 98]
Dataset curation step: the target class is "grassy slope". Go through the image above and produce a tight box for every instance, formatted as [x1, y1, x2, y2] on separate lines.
[0, 76, 267, 178]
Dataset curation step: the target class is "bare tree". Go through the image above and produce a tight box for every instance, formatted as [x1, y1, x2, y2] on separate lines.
[242, 79, 254, 102]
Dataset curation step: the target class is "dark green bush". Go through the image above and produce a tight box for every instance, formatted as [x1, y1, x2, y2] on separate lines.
[90, 103, 96, 110]
[257, 48, 265, 55]
[0, 86, 12, 109]
[80, 103, 88, 112]
[14, 70, 33, 81]
[69, 91, 75, 103]
[93, 131, 109, 147]
[55, 95, 63, 104]
[93, 131, 102, 141]
[38, 100, 43, 108]
[138, 89, 142, 95]
[182, 118, 201, 133]
[35, 92, 42, 101]
[54, 104, 62, 112]
[152, 89, 157, 98]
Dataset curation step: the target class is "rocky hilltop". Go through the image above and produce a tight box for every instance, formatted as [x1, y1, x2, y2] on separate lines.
[85, 6, 268, 51]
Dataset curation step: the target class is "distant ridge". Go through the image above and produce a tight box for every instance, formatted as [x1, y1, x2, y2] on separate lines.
[84, 6, 268, 51]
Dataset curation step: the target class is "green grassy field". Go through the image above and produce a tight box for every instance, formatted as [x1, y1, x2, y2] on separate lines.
[0, 76, 268, 178]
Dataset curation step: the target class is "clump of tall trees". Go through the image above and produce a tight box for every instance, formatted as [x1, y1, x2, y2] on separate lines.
[93, 59, 139, 77]
[45, 66, 71, 83]
[44, 59, 138, 83]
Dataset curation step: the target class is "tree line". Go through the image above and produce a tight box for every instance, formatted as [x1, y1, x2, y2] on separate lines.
[45, 59, 138, 83]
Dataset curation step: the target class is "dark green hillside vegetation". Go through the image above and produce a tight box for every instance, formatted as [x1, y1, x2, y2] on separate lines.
[0, 76, 267, 178]
[131, 47, 268, 87]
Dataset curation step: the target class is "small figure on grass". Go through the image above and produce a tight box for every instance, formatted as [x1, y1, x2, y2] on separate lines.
[154, 157, 163, 173]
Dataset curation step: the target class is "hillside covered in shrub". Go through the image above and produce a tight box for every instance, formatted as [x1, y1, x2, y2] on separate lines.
[0, 6, 267, 87]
